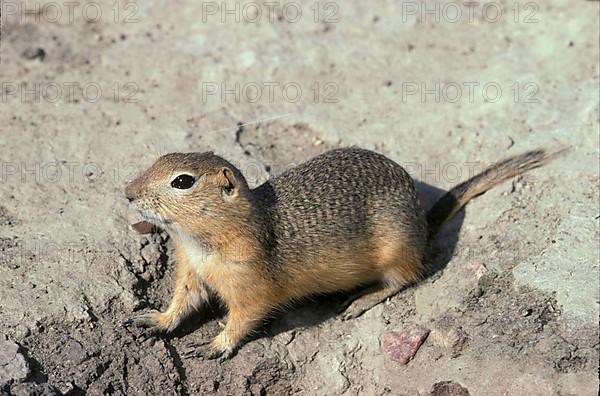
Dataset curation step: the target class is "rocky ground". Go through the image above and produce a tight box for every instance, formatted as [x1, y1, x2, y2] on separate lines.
[0, 0, 598, 394]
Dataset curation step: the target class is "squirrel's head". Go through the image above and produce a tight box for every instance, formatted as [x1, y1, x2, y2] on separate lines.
[125, 152, 252, 235]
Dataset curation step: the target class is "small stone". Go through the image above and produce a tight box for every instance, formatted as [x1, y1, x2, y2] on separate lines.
[0, 340, 30, 386]
[521, 308, 532, 317]
[13, 324, 31, 340]
[140, 243, 161, 266]
[430, 381, 470, 396]
[250, 383, 266, 396]
[22, 47, 46, 61]
[473, 263, 488, 281]
[469, 287, 483, 299]
[381, 327, 429, 364]
[430, 325, 467, 352]
[62, 337, 88, 365]
[55, 381, 75, 394]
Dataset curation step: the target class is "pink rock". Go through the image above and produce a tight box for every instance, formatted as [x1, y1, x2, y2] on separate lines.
[382, 327, 430, 364]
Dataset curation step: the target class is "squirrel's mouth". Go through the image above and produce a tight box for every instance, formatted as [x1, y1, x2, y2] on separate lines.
[131, 221, 155, 235]
[128, 206, 169, 235]
[130, 215, 172, 234]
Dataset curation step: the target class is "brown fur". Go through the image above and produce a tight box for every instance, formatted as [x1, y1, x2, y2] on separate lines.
[124, 147, 558, 359]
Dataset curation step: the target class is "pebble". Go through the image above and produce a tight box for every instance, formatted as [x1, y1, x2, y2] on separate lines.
[430, 321, 467, 352]
[140, 243, 161, 266]
[0, 340, 30, 386]
[429, 380, 470, 396]
[381, 327, 429, 364]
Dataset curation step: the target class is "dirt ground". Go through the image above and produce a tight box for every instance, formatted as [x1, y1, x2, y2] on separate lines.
[0, 0, 598, 395]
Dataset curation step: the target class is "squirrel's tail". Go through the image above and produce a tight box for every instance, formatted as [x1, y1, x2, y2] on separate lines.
[426, 148, 564, 239]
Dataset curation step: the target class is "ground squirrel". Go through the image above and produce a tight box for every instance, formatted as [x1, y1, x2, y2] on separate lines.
[124, 147, 556, 360]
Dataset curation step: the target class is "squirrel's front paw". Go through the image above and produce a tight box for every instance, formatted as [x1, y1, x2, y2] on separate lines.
[123, 310, 179, 334]
[182, 340, 234, 362]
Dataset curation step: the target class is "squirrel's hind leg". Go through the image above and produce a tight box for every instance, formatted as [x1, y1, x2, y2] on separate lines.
[337, 283, 403, 320]
[337, 238, 425, 320]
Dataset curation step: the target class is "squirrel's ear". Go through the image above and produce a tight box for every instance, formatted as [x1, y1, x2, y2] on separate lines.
[216, 167, 238, 197]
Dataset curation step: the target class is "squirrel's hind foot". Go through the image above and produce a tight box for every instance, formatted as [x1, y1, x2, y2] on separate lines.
[338, 285, 403, 320]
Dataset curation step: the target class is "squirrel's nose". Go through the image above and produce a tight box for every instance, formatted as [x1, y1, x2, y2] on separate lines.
[125, 187, 137, 202]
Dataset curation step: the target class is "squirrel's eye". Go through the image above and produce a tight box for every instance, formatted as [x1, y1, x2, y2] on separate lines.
[170, 174, 196, 189]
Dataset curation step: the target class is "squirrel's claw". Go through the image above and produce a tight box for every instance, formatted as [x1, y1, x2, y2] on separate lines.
[182, 341, 232, 362]
[124, 309, 161, 327]
[123, 310, 179, 335]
